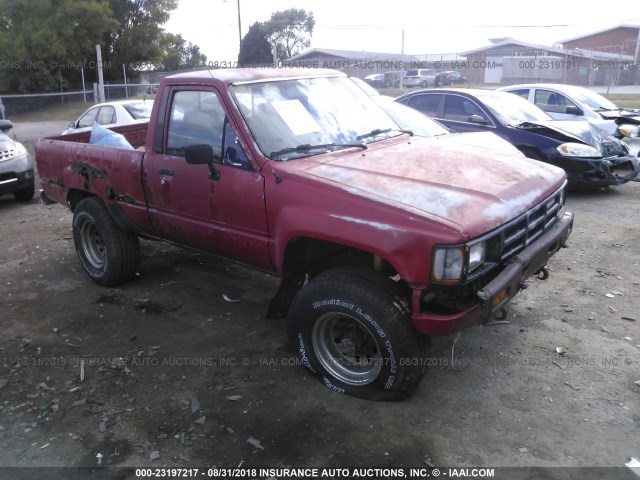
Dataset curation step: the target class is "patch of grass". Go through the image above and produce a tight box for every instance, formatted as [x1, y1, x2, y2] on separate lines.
[12, 101, 92, 123]
[10, 95, 151, 122]
[601, 94, 640, 110]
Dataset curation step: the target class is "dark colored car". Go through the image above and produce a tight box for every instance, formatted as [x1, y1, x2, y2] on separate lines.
[395, 88, 640, 188]
[434, 70, 467, 87]
[0, 120, 35, 201]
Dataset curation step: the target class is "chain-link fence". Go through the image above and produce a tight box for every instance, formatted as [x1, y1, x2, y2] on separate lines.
[0, 83, 155, 118]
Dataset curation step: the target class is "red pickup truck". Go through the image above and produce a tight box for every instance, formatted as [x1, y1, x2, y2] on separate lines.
[36, 69, 573, 400]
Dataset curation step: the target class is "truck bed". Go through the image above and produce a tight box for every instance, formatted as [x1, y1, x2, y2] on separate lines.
[36, 122, 153, 233]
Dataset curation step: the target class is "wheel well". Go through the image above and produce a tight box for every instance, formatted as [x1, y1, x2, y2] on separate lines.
[66, 190, 133, 233]
[266, 237, 398, 319]
[67, 189, 95, 211]
[283, 237, 397, 279]
[518, 146, 545, 161]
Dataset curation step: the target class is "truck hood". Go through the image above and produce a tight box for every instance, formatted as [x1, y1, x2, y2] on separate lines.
[518, 120, 627, 157]
[290, 137, 566, 237]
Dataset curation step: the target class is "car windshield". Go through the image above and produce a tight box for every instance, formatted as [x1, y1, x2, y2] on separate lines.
[231, 76, 399, 160]
[478, 92, 552, 125]
[124, 102, 154, 120]
[565, 87, 618, 111]
[381, 100, 448, 137]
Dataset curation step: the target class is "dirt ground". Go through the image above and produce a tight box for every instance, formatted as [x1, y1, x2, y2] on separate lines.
[0, 122, 638, 478]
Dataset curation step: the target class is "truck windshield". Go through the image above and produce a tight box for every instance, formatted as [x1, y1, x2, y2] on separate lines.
[230, 76, 400, 160]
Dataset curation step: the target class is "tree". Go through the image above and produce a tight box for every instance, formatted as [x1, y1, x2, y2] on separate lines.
[238, 22, 273, 66]
[160, 33, 207, 71]
[103, 0, 178, 76]
[263, 8, 314, 62]
[0, 0, 118, 91]
[0, 0, 207, 92]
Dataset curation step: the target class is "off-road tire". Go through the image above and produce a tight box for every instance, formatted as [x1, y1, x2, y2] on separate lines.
[288, 267, 425, 401]
[72, 197, 140, 286]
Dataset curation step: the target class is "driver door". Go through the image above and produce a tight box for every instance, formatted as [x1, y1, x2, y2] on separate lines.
[144, 86, 271, 270]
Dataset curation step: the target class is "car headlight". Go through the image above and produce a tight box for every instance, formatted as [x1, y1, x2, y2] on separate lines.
[13, 142, 28, 158]
[432, 242, 486, 283]
[618, 124, 640, 138]
[556, 143, 601, 158]
[468, 242, 486, 272]
[432, 247, 464, 283]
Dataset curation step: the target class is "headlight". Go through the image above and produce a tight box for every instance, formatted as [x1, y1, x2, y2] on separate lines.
[618, 124, 640, 138]
[556, 143, 601, 158]
[432, 242, 486, 283]
[13, 142, 28, 158]
[468, 242, 486, 272]
[432, 247, 464, 283]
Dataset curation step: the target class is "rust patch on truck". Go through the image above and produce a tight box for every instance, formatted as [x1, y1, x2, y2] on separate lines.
[72, 162, 108, 190]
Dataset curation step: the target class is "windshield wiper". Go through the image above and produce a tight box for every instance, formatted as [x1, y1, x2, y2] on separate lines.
[270, 142, 367, 159]
[355, 128, 413, 140]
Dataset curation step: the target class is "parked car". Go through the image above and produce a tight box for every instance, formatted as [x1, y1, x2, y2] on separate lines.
[498, 83, 640, 157]
[434, 70, 467, 87]
[362, 92, 523, 157]
[402, 69, 436, 88]
[363, 73, 384, 88]
[382, 71, 403, 88]
[0, 119, 35, 201]
[62, 100, 153, 135]
[395, 88, 639, 188]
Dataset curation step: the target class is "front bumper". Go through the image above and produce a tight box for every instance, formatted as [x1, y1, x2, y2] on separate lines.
[411, 211, 574, 336]
[567, 155, 639, 188]
[0, 168, 34, 196]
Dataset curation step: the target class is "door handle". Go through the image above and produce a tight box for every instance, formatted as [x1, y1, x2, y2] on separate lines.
[159, 168, 174, 176]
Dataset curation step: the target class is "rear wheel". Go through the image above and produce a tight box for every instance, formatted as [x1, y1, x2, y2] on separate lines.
[421, 80, 428, 88]
[288, 267, 425, 401]
[72, 197, 140, 286]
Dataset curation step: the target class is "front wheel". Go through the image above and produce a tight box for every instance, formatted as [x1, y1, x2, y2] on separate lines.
[72, 197, 140, 286]
[288, 267, 425, 401]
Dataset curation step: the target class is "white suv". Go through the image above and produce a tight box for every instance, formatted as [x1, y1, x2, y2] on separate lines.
[403, 69, 436, 88]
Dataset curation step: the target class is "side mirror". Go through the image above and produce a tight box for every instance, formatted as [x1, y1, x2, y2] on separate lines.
[67, 121, 76, 129]
[0, 119, 13, 132]
[185, 144, 220, 180]
[185, 144, 214, 165]
[469, 114, 489, 125]
[565, 106, 583, 116]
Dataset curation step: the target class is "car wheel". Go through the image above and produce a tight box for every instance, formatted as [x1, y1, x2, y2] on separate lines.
[13, 181, 35, 201]
[421, 80, 428, 88]
[72, 197, 140, 286]
[288, 267, 425, 401]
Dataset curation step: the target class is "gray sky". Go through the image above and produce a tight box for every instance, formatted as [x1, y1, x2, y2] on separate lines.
[165, 0, 640, 61]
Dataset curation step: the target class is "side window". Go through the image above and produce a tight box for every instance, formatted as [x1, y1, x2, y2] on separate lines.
[77, 107, 99, 128]
[509, 89, 530, 100]
[166, 90, 225, 158]
[443, 96, 487, 123]
[407, 94, 442, 117]
[97, 106, 115, 125]
[222, 120, 250, 169]
[534, 90, 578, 114]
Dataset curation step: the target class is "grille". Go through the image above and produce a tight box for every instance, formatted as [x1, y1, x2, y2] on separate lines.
[472, 186, 565, 281]
[0, 149, 15, 162]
